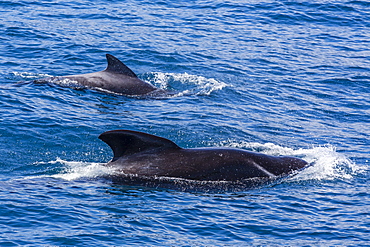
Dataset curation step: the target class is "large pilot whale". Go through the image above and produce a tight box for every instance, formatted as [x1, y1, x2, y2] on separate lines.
[98, 130, 309, 190]
[37, 54, 160, 95]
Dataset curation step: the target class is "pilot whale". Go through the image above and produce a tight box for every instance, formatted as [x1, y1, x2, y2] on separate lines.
[37, 54, 160, 95]
[99, 130, 309, 188]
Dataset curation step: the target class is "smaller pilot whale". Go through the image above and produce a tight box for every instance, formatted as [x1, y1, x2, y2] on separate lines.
[38, 54, 159, 95]
[99, 130, 309, 189]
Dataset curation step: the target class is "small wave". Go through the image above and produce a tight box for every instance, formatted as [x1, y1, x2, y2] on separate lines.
[146, 72, 229, 96]
[37, 158, 115, 181]
[288, 145, 364, 182]
[220, 140, 364, 181]
[11, 71, 52, 79]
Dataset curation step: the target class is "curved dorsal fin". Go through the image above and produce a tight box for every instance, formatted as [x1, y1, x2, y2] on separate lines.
[104, 54, 138, 78]
[99, 130, 181, 161]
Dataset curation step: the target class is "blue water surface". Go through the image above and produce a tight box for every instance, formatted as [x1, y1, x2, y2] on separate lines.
[1, 0, 369, 246]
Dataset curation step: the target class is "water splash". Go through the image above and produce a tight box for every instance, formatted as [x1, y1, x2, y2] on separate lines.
[11, 71, 51, 79]
[221, 140, 364, 181]
[9, 72, 87, 90]
[41, 158, 115, 181]
[146, 72, 229, 96]
[288, 145, 363, 182]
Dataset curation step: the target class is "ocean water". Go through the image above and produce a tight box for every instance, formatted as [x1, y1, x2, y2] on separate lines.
[1, 0, 369, 246]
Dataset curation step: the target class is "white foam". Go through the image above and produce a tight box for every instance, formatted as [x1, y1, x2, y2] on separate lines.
[149, 72, 229, 96]
[11, 71, 51, 79]
[220, 140, 365, 181]
[41, 158, 115, 181]
[288, 145, 363, 181]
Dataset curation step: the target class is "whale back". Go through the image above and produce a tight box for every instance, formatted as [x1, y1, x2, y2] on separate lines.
[99, 130, 181, 161]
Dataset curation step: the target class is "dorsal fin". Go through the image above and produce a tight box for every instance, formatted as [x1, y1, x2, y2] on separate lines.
[104, 54, 138, 78]
[99, 130, 181, 161]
